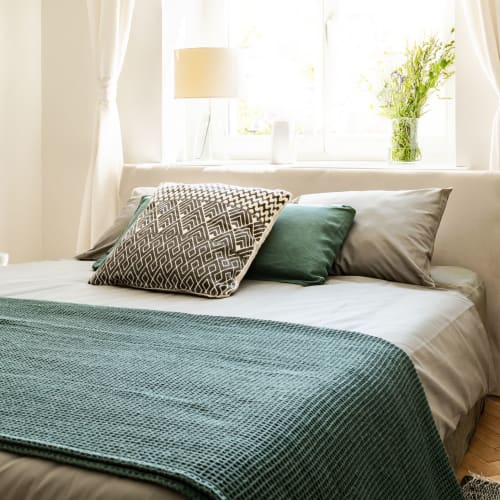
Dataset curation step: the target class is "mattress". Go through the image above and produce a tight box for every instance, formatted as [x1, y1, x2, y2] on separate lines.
[0, 260, 493, 500]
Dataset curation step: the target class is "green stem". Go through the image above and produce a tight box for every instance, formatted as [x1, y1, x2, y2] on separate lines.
[391, 118, 421, 162]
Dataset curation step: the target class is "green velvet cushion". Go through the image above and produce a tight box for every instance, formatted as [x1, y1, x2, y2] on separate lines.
[92, 195, 152, 271]
[247, 204, 355, 286]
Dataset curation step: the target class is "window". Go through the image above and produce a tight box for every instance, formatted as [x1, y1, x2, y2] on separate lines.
[229, 0, 323, 138]
[164, 0, 455, 163]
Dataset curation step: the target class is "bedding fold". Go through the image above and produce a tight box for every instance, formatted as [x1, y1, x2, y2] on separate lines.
[0, 298, 462, 499]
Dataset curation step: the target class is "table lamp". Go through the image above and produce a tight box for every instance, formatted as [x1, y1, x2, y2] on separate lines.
[174, 47, 239, 161]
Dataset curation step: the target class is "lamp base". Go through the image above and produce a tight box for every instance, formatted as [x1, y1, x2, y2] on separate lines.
[197, 99, 213, 161]
[182, 98, 229, 163]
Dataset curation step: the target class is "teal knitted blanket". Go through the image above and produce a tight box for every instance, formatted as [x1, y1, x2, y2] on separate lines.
[0, 298, 462, 499]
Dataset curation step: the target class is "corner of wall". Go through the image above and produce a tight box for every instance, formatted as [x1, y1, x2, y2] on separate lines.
[0, 0, 43, 263]
[41, 0, 95, 260]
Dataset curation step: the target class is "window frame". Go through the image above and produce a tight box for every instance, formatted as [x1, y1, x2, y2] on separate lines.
[224, 0, 456, 164]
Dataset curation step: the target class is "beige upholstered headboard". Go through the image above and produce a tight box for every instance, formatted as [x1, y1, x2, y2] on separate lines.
[120, 164, 500, 391]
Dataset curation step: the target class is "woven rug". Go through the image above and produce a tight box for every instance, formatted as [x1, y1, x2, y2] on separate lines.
[462, 476, 500, 499]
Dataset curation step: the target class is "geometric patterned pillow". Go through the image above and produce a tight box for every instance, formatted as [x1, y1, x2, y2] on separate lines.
[89, 183, 292, 298]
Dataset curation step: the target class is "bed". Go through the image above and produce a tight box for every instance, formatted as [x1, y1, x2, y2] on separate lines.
[1, 165, 499, 499]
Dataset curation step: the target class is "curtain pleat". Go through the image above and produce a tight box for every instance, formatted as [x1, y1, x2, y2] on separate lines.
[77, 0, 135, 252]
[462, 0, 500, 170]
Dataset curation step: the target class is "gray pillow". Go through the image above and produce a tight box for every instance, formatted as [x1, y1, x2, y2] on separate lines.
[76, 186, 157, 261]
[298, 188, 451, 287]
[90, 183, 292, 298]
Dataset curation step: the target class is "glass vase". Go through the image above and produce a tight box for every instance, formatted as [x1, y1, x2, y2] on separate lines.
[389, 117, 421, 163]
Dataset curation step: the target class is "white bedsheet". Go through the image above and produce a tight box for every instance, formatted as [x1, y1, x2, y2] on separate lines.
[0, 260, 494, 439]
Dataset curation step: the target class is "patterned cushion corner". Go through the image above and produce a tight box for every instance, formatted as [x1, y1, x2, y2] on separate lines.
[89, 183, 292, 298]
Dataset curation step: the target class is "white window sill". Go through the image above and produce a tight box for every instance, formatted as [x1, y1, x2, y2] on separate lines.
[126, 160, 469, 172]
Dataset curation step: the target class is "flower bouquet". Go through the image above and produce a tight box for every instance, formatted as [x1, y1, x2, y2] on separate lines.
[377, 31, 455, 162]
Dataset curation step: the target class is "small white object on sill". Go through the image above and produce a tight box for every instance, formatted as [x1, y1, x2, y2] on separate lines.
[271, 121, 296, 164]
[0, 252, 9, 266]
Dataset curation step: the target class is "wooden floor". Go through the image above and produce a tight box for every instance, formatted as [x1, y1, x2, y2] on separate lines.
[458, 398, 500, 481]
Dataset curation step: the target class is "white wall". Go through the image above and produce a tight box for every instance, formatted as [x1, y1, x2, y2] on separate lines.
[0, 0, 43, 263]
[42, 0, 94, 260]
[120, 0, 163, 164]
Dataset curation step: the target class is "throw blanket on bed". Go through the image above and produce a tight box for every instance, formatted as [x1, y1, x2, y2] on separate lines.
[0, 298, 462, 500]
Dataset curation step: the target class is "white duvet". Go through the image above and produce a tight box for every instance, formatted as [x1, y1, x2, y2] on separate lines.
[0, 260, 494, 439]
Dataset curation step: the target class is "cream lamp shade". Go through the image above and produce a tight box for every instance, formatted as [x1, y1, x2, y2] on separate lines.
[174, 47, 239, 98]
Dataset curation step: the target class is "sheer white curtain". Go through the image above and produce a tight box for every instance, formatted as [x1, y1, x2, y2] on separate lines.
[77, 0, 135, 252]
[462, 0, 500, 170]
